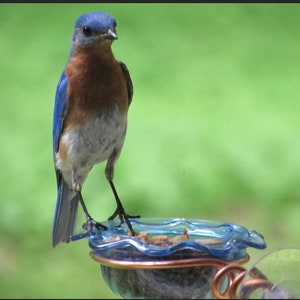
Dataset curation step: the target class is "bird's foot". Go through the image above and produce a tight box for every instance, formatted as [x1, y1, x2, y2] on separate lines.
[107, 181, 140, 236]
[108, 209, 140, 221]
[108, 208, 140, 236]
[83, 216, 107, 232]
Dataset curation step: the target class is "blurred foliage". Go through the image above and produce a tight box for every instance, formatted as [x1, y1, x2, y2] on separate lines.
[0, 3, 300, 298]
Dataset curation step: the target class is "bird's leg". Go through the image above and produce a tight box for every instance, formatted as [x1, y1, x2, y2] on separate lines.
[78, 191, 107, 231]
[107, 180, 140, 236]
[72, 170, 107, 231]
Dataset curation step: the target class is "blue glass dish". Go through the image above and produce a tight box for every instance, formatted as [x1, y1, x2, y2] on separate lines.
[85, 218, 266, 299]
[89, 218, 266, 260]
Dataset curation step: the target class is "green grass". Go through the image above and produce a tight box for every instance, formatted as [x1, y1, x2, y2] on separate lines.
[1, 3, 300, 298]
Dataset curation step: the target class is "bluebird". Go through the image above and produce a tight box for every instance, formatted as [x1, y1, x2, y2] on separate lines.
[52, 11, 138, 247]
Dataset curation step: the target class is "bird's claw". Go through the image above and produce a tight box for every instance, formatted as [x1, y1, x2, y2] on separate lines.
[108, 209, 140, 236]
[82, 217, 107, 232]
[108, 210, 140, 222]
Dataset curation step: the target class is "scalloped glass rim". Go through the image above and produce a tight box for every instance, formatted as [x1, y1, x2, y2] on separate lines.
[88, 218, 266, 260]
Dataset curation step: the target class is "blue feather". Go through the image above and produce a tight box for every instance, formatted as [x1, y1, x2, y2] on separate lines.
[52, 71, 78, 247]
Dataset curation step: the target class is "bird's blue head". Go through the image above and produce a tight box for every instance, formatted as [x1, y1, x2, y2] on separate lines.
[72, 12, 118, 47]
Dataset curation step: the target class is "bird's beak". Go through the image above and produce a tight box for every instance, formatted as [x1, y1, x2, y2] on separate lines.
[105, 29, 118, 40]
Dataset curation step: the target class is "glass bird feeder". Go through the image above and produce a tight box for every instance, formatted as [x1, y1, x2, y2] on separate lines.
[71, 217, 300, 299]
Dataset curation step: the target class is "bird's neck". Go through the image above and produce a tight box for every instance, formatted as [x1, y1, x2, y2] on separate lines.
[72, 42, 115, 62]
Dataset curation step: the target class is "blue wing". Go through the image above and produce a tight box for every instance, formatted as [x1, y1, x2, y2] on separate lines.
[52, 71, 79, 247]
[53, 71, 68, 177]
[119, 61, 133, 105]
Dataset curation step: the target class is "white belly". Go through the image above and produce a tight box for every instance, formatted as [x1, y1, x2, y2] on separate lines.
[56, 110, 127, 188]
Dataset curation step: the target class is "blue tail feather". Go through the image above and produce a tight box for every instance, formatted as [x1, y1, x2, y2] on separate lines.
[52, 179, 79, 247]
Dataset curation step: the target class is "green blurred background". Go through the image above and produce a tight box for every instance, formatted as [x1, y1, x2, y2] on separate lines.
[1, 3, 300, 298]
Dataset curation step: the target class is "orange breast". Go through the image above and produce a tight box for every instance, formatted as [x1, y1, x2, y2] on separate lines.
[63, 45, 129, 129]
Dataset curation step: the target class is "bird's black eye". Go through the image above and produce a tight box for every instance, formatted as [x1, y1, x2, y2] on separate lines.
[82, 25, 92, 37]
[113, 20, 117, 29]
